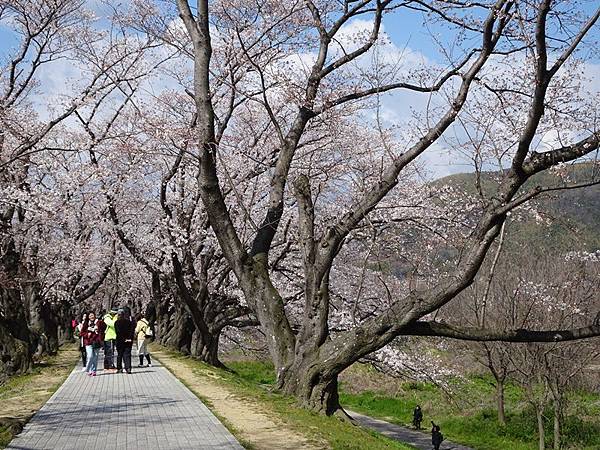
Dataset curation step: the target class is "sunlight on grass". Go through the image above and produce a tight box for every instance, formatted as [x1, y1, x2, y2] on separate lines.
[156, 349, 413, 450]
[218, 357, 600, 450]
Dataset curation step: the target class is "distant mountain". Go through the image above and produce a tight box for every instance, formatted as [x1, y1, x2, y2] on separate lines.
[437, 162, 600, 255]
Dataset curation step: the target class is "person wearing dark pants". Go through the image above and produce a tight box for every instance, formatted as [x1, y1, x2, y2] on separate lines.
[80, 345, 87, 367]
[135, 314, 152, 367]
[413, 405, 423, 430]
[114, 310, 135, 374]
[431, 421, 444, 450]
[102, 309, 118, 371]
[116, 341, 132, 373]
[75, 313, 87, 369]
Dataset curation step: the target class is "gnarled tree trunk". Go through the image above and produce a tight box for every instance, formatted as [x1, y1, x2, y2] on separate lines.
[160, 303, 194, 354]
[41, 301, 62, 354]
[279, 357, 341, 415]
[190, 328, 222, 368]
[56, 301, 74, 345]
[239, 264, 295, 379]
[23, 274, 54, 359]
[0, 236, 33, 382]
[0, 320, 31, 384]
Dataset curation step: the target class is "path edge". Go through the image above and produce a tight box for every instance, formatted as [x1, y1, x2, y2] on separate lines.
[152, 351, 254, 449]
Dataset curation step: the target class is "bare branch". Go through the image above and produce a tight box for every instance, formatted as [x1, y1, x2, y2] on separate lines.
[403, 321, 600, 343]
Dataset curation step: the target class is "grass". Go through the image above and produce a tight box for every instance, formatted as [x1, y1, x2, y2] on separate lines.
[153, 346, 414, 450]
[0, 429, 11, 449]
[338, 368, 600, 450]
[0, 343, 79, 448]
[205, 358, 600, 450]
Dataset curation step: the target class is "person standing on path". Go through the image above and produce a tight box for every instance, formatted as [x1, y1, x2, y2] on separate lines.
[82, 312, 102, 376]
[75, 313, 87, 369]
[431, 421, 444, 450]
[134, 313, 152, 367]
[413, 405, 423, 430]
[115, 310, 135, 374]
[102, 309, 118, 372]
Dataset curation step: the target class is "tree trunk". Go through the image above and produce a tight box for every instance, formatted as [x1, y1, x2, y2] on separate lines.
[241, 263, 295, 380]
[57, 301, 74, 344]
[279, 356, 342, 415]
[24, 279, 53, 359]
[190, 328, 224, 368]
[0, 236, 34, 381]
[496, 379, 506, 426]
[0, 319, 32, 384]
[243, 266, 363, 416]
[537, 405, 546, 450]
[0, 293, 33, 382]
[553, 398, 561, 450]
[160, 303, 194, 354]
[155, 298, 171, 344]
[41, 301, 61, 355]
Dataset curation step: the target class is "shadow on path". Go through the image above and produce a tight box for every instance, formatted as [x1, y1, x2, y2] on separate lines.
[6, 348, 242, 450]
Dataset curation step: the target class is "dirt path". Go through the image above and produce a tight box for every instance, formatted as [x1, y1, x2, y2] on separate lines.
[0, 345, 79, 446]
[152, 349, 325, 450]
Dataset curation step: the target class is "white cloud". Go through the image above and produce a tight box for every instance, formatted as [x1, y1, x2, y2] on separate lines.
[418, 141, 474, 179]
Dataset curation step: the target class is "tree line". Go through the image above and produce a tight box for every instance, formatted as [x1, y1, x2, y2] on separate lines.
[1, 0, 599, 423]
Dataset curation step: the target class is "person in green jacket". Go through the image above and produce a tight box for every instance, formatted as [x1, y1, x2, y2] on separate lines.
[102, 309, 118, 372]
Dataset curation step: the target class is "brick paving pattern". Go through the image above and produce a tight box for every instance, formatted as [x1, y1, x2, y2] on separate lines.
[7, 351, 243, 450]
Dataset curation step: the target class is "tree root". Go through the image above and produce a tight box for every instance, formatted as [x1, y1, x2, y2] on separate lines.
[334, 405, 357, 424]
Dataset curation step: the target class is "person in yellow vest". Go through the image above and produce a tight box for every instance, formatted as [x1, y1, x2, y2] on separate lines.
[135, 313, 152, 367]
[102, 309, 118, 372]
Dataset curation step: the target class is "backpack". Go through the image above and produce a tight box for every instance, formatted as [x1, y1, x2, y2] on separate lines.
[144, 322, 154, 338]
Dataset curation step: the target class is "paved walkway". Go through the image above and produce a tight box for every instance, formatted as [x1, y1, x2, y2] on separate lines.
[349, 410, 473, 450]
[7, 350, 243, 450]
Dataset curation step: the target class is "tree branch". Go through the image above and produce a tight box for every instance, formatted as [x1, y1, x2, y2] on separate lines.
[404, 321, 600, 343]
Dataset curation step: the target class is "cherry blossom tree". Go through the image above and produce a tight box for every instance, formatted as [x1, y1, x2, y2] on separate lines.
[173, 0, 600, 415]
[83, 89, 270, 366]
[506, 257, 600, 450]
[0, 0, 161, 379]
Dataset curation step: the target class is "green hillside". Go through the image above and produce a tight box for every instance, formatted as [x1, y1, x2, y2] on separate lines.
[437, 162, 600, 254]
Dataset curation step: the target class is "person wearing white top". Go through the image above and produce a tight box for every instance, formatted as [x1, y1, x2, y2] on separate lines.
[135, 314, 153, 367]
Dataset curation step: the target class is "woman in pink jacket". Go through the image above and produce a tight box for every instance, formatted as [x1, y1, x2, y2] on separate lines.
[82, 312, 103, 376]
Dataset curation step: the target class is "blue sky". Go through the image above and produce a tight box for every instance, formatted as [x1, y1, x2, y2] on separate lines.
[383, 1, 599, 63]
[0, 25, 17, 51]
[1, 1, 598, 179]
[1, 1, 598, 61]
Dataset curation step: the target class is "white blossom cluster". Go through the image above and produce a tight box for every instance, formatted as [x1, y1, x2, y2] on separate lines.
[565, 250, 600, 263]
[372, 344, 459, 384]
